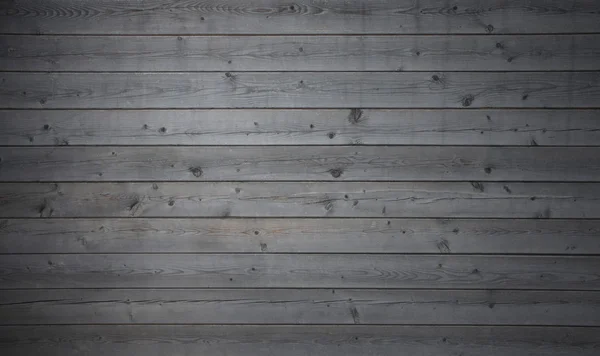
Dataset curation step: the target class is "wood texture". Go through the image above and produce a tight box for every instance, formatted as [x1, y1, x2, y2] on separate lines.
[1, 289, 598, 325]
[3, 109, 600, 146]
[2, 218, 598, 254]
[3, 35, 600, 71]
[1, 254, 599, 290]
[2, 146, 599, 182]
[0, 182, 598, 218]
[2, 72, 599, 109]
[2, 0, 600, 35]
[2, 325, 599, 356]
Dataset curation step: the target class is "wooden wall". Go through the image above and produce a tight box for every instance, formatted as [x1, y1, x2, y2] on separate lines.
[1, 1, 600, 355]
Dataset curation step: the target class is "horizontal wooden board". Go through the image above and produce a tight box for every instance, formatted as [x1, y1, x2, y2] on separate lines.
[1, 289, 598, 325]
[2, 35, 600, 71]
[2, 218, 598, 254]
[0, 254, 598, 289]
[2, 325, 599, 356]
[2, 109, 599, 146]
[2, 72, 599, 108]
[0, 182, 598, 218]
[2, 0, 600, 35]
[2, 146, 599, 182]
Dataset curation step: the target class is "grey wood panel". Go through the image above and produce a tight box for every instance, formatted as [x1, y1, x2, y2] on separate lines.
[3, 109, 600, 146]
[2, 326, 599, 356]
[2, 0, 600, 35]
[1, 254, 598, 289]
[2, 218, 598, 254]
[0, 182, 597, 218]
[2, 289, 598, 325]
[2, 146, 599, 182]
[2, 72, 599, 109]
[3, 35, 600, 71]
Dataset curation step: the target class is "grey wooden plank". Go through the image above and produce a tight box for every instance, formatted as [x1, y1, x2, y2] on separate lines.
[1, 326, 599, 356]
[2, 0, 600, 35]
[0, 182, 597, 218]
[1, 289, 598, 325]
[2, 109, 599, 146]
[2, 218, 598, 254]
[2, 72, 599, 109]
[3, 35, 600, 71]
[0, 254, 598, 289]
[2, 146, 599, 182]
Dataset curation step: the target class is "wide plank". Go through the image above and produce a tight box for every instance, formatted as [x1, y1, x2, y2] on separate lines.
[1, 289, 598, 325]
[3, 35, 600, 71]
[1, 325, 598, 356]
[2, 218, 598, 254]
[2, 109, 599, 146]
[2, 146, 599, 182]
[2, 0, 600, 35]
[0, 182, 597, 218]
[0, 254, 598, 289]
[2, 72, 599, 108]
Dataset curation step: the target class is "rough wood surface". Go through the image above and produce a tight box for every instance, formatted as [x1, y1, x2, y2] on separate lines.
[2, 72, 599, 109]
[1, 289, 598, 325]
[3, 109, 599, 146]
[3, 35, 600, 71]
[2, 218, 598, 254]
[2, 146, 599, 182]
[2, 0, 600, 35]
[1, 254, 598, 289]
[0, 182, 597, 218]
[1, 325, 598, 356]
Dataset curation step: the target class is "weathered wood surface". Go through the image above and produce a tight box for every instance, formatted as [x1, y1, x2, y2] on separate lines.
[2, 146, 599, 182]
[1, 289, 598, 325]
[2, 72, 599, 109]
[2, 0, 600, 35]
[0, 182, 597, 218]
[3, 35, 600, 71]
[3, 109, 599, 146]
[2, 325, 599, 356]
[2, 218, 598, 254]
[1, 254, 598, 289]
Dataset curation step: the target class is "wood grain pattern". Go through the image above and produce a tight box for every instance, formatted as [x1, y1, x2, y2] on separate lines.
[2, 0, 600, 35]
[0, 182, 597, 218]
[2, 146, 599, 182]
[1, 289, 598, 325]
[2, 218, 598, 254]
[2, 72, 599, 108]
[1, 325, 598, 356]
[3, 35, 600, 71]
[3, 109, 599, 146]
[1, 254, 598, 290]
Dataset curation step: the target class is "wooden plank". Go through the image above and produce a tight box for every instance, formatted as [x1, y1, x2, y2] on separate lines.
[0, 254, 598, 289]
[2, 146, 599, 182]
[2, 109, 599, 146]
[2, 218, 598, 254]
[2, 326, 599, 356]
[2, 0, 600, 35]
[3, 35, 600, 71]
[2, 72, 599, 109]
[1, 289, 598, 325]
[0, 182, 597, 218]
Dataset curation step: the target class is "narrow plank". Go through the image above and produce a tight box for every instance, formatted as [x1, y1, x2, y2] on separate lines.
[2, 218, 598, 254]
[3, 35, 600, 71]
[0, 182, 597, 218]
[2, 0, 600, 35]
[2, 72, 599, 109]
[0, 254, 598, 289]
[1, 289, 598, 325]
[2, 146, 599, 182]
[2, 109, 599, 146]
